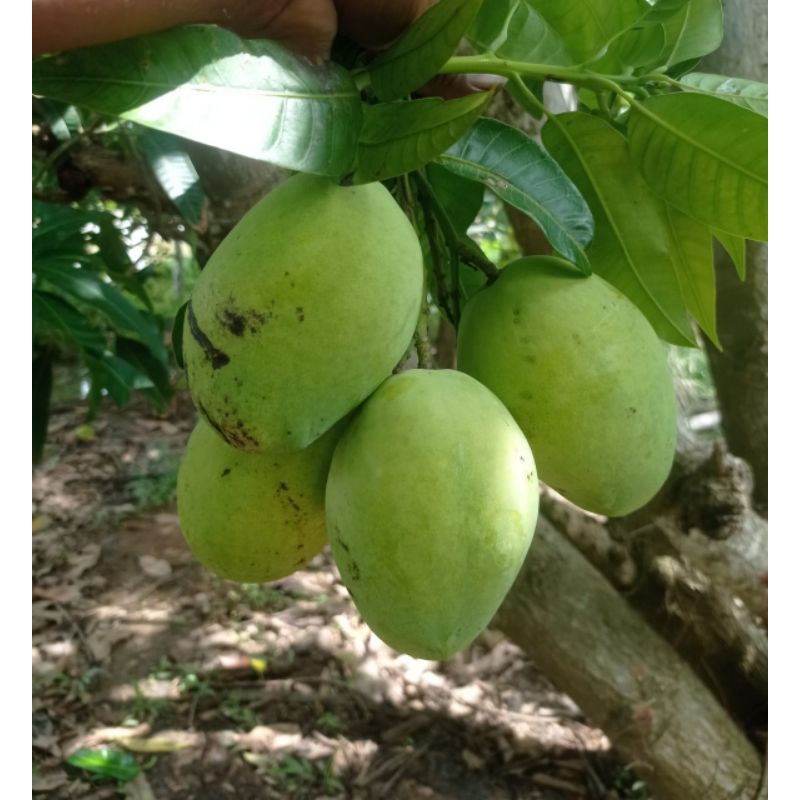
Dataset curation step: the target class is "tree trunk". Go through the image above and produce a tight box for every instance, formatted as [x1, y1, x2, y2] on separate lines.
[495, 517, 766, 800]
[700, 0, 769, 514]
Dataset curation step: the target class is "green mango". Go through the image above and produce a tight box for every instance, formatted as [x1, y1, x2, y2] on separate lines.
[457, 256, 677, 517]
[177, 418, 342, 583]
[183, 172, 423, 453]
[326, 369, 539, 660]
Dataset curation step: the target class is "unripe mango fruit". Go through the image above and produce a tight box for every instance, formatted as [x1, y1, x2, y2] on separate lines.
[183, 173, 423, 453]
[326, 369, 539, 660]
[177, 418, 342, 583]
[457, 256, 677, 517]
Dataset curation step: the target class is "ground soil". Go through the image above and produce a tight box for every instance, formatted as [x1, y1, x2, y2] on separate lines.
[33, 394, 646, 800]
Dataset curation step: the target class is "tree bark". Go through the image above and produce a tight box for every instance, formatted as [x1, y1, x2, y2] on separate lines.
[700, 0, 769, 514]
[495, 517, 766, 800]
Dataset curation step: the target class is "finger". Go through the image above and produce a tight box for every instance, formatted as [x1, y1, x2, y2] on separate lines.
[233, 0, 338, 62]
[334, 0, 434, 50]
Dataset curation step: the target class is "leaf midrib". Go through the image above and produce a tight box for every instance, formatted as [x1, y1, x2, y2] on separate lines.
[437, 152, 588, 261]
[633, 99, 766, 186]
[552, 118, 689, 341]
[34, 75, 356, 102]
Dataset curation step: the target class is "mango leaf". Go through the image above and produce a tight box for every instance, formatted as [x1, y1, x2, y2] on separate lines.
[352, 93, 490, 184]
[468, 0, 571, 65]
[32, 200, 101, 256]
[713, 229, 747, 280]
[33, 291, 107, 353]
[368, 0, 483, 101]
[36, 99, 84, 141]
[662, 206, 717, 347]
[33, 26, 361, 177]
[616, 23, 667, 69]
[85, 353, 141, 407]
[542, 112, 694, 345]
[628, 93, 768, 241]
[137, 130, 204, 223]
[528, 0, 643, 64]
[116, 337, 172, 410]
[33, 349, 54, 464]
[609, 0, 721, 72]
[679, 73, 768, 116]
[437, 119, 593, 272]
[426, 163, 485, 233]
[66, 748, 140, 783]
[171, 301, 188, 369]
[659, 0, 722, 68]
[34, 261, 165, 356]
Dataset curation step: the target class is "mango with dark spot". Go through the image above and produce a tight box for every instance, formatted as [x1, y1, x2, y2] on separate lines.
[457, 256, 677, 517]
[183, 173, 423, 454]
[326, 370, 539, 660]
[177, 419, 344, 583]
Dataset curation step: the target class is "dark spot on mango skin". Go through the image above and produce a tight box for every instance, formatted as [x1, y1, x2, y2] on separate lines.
[187, 301, 230, 369]
[348, 560, 360, 581]
[221, 468, 231, 478]
[220, 308, 247, 336]
[296, 306, 305, 322]
[276, 482, 301, 512]
[218, 297, 268, 337]
[335, 537, 350, 554]
[197, 399, 260, 451]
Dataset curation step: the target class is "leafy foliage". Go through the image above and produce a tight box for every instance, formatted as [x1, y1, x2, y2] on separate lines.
[32, 198, 173, 461]
[31, 0, 768, 456]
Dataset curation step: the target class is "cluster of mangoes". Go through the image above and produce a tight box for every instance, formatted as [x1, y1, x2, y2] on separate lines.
[177, 172, 677, 660]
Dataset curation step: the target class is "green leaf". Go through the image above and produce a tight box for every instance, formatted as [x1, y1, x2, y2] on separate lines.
[137, 130, 204, 223]
[32, 200, 100, 255]
[542, 111, 694, 345]
[33, 349, 54, 464]
[679, 73, 768, 116]
[172, 301, 188, 369]
[66, 747, 140, 783]
[468, 0, 571, 65]
[609, 0, 721, 72]
[352, 93, 490, 184]
[662, 206, 717, 347]
[426, 163, 485, 233]
[528, 0, 643, 64]
[368, 0, 483, 101]
[34, 262, 165, 356]
[659, 0, 722, 68]
[437, 118, 593, 272]
[617, 23, 667, 68]
[116, 337, 173, 410]
[33, 200, 136, 279]
[85, 353, 141, 407]
[713, 229, 747, 280]
[628, 93, 768, 241]
[36, 99, 84, 141]
[33, 291, 107, 353]
[33, 26, 362, 177]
